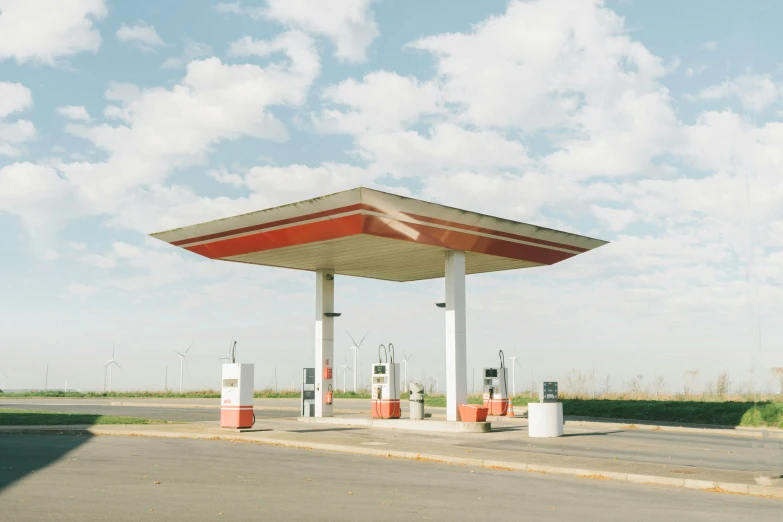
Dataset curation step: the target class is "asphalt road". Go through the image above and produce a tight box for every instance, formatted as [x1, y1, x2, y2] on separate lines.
[0, 402, 297, 422]
[2, 400, 781, 476]
[466, 426, 783, 473]
[1, 434, 780, 521]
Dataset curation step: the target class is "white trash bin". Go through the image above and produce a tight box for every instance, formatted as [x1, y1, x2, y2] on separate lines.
[527, 402, 564, 437]
[409, 382, 425, 420]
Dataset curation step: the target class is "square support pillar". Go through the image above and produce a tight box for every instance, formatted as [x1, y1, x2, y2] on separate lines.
[315, 269, 335, 417]
[445, 251, 468, 421]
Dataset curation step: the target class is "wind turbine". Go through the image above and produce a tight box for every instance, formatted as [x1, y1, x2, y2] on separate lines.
[103, 346, 122, 393]
[340, 353, 353, 393]
[507, 344, 522, 397]
[172, 344, 192, 394]
[347, 332, 368, 393]
[219, 339, 235, 363]
[401, 352, 413, 392]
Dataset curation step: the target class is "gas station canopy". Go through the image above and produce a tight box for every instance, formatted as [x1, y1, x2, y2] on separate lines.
[150, 187, 606, 281]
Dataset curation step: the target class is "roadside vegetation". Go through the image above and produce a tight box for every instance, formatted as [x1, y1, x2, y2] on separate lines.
[0, 408, 165, 426]
[3, 388, 781, 428]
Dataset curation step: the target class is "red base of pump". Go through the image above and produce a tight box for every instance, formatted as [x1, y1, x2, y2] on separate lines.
[483, 398, 510, 416]
[371, 399, 401, 419]
[221, 406, 254, 428]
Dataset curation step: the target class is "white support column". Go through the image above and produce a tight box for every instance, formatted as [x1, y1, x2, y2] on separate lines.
[315, 269, 335, 417]
[445, 251, 467, 421]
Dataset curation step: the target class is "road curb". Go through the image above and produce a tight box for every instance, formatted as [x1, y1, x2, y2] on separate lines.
[2, 424, 780, 499]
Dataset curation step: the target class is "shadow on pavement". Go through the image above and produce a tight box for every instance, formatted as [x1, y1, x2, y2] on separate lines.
[292, 427, 365, 433]
[0, 433, 93, 491]
[560, 430, 621, 438]
[489, 426, 527, 433]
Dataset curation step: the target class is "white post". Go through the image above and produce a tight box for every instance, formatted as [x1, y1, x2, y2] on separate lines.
[315, 269, 335, 417]
[445, 251, 467, 422]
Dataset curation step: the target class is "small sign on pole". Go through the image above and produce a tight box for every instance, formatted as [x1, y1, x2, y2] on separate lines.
[540, 381, 558, 403]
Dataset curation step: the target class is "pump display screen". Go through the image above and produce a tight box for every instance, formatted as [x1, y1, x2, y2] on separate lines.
[374, 365, 386, 375]
[484, 369, 498, 378]
[223, 378, 238, 388]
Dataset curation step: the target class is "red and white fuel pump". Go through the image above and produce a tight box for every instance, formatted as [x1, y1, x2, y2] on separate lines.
[371, 343, 401, 419]
[482, 350, 510, 416]
[220, 342, 255, 429]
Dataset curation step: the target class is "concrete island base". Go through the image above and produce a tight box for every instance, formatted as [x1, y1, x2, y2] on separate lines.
[298, 415, 491, 433]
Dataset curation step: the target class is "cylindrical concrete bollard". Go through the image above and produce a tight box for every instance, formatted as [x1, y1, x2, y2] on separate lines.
[409, 382, 425, 420]
[527, 402, 564, 437]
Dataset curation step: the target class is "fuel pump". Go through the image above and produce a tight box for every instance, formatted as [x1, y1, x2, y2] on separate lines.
[371, 343, 401, 419]
[301, 368, 315, 417]
[482, 350, 510, 416]
[220, 342, 255, 429]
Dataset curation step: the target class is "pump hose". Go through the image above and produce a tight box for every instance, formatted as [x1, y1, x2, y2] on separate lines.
[388, 343, 398, 418]
[498, 350, 508, 415]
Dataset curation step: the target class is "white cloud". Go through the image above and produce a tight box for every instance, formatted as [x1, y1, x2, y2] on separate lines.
[314, 72, 442, 134]
[0, 81, 32, 117]
[0, 0, 107, 65]
[591, 206, 636, 231]
[0, 120, 35, 156]
[0, 31, 321, 236]
[56, 105, 91, 121]
[81, 252, 117, 268]
[161, 39, 212, 70]
[6, 0, 783, 390]
[0, 163, 76, 236]
[214, 1, 264, 19]
[116, 22, 166, 51]
[113, 241, 142, 258]
[65, 282, 101, 296]
[410, 0, 668, 132]
[104, 81, 141, 104]
[0, 82, 35, 156]
[355, 124, 529, 179]
[226, 31, 321, 92]
[686, 65, 707, 77]
[243, 163, 378, 201]
[208, 168, 245, 187]
[692, 74, 781, 113]
[219, 0, 378, 63]
[699, 40, 719, 51]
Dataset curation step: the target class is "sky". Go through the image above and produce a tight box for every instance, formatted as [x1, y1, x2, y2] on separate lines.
[1, 0, 782, 395]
